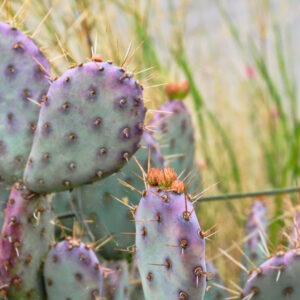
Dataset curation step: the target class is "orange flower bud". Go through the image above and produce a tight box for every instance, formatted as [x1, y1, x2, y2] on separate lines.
[159, 168, 177, 187]
[165, 80, 190, 100]
[147, 168, 162, 186]
[171, 180, 185, 194]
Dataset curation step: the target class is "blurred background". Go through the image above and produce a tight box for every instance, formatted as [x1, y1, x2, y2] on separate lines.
[2, 0, 300, 284]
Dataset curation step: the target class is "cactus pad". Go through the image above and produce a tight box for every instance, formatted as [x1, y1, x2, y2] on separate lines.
[0, 22, 50, 184]
[243, 249, 300, 300]
[24, 61, 146, 193]
[135, 169, 206, 300]
[150, 101, 201, 194]
[44, 238, 103, 300]
[0, 183, 54, 299]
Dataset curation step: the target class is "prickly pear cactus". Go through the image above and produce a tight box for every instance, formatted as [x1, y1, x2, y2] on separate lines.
[204, 261, 228, 300]
[242, 249, 300, 300]
[241, 200, 268, 285]
[135, 168, 206, 300]
[0, 22, 50, 184]
[0, 183, 54, 299]
[150, 97, 201, 194]
[44, 238, 103, 300]
[71, 131, 163, 259]
[24, 61, 146, 193]
[102, 260, 130, 300]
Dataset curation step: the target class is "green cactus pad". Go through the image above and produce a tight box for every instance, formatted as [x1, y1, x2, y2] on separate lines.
[24, 61, 146, 193]
[150, 101, 201, 194]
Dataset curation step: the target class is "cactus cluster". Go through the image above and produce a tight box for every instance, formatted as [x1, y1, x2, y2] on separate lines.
[1, 16, 294, 300]
[0, 21, 148, 299]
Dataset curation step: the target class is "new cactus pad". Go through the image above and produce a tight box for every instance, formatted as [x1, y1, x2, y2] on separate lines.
[0, 22, 50, 184]
[71, 131, 163, 259]
[0, 183, 54, 299]
[44, 238, 103, 300]
[24, 61, 146, 193]
[135, 168, 206, 300]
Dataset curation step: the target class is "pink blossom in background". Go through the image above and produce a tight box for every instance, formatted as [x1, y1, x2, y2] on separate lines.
[245, 65, 256, 79]
[270, 105, 280, 119]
